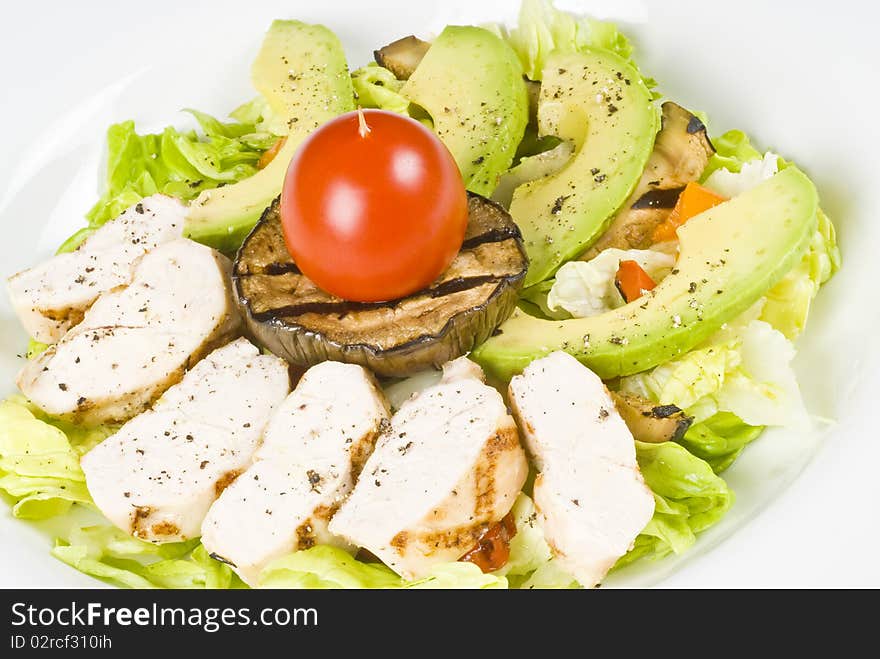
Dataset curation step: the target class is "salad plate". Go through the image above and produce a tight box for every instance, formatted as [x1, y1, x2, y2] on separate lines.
[1, 0, 878, 588]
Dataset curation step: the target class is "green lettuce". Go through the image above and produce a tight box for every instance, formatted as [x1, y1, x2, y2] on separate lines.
[761, 210, 840, 339]
[679, 412, 765, 473]
[616, 441, 732, 567]
[701, 129, 841, 338]
[351, 64, 411, 115]
[258, 545, 507, 589]
[488, 0, 655, 88]
[59, 112, 277, 253]
[0, 396, 112, 519]
[620, 315, 809, 429]
[52, 526, 238, 589]
[701, 129, 763, 180]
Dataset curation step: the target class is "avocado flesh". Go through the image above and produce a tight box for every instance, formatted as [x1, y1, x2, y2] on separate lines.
[513, 49, 660, 287]
[185, 21, 354, 252]
[472, 167, 819, 381]
[401, 26, 528, 197]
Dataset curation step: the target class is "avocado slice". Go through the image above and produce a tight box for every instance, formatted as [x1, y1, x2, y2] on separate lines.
[185, 21, 354, 252]
[513, 49, 660, 287]
[472, 167, 819, 381]
[401, 26, 528, 197]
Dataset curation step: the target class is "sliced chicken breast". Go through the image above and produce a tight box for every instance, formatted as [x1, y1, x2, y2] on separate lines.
[201, 361, 390, 586]
[6, 195, 185, 344]
[508, 351, 655, 588]
[329, 357, 528, 580]
[17, 239, 241, 425]
[80, 338, 290, 543]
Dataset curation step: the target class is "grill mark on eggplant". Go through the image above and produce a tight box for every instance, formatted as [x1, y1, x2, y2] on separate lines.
[252, 275, 503, 321]
[461, 227, 522, 250]
[630, 186, 686, 210]
[686, 114, 707, 134]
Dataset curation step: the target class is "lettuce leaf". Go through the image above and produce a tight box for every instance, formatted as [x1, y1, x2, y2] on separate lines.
[620, 316, 809, 429]
[52, 526, 238, 589]
[700, 131, 841, 338]
[547, 247, 675, 318]
[700, 129, 762, 180]
[59, 112, 276, 253]
[351, 64, 411, 115]
[258, 545, 507, 589]
[616, 441, 732, 567]
[761, 209, 840, 339]
[488, 0, 648, 83]
[0, 396, 112, 519]
[679, 412, 765, 473]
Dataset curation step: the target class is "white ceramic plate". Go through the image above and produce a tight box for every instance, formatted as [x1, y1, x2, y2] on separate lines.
[2, 0, 878, 588]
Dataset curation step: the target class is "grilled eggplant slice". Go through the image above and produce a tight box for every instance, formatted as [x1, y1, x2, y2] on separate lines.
[611, 391, 694, 443]
[234, 194, 528, 376]
[580, 102, 715, 260]
[374, 35, 431, 80]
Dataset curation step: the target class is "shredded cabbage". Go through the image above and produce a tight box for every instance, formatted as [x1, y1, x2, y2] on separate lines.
[52, 526, 238, 589]
[487, 0, 653, 88]
[547, 248, 675, 318]
[0, 396, 112, 519]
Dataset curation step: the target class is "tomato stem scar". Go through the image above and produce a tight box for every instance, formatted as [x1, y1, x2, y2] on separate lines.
[357, 107, 371, 138]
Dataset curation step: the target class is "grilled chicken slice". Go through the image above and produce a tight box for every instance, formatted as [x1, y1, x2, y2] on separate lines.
[80, 338, 290, 543]
[580, 102, 715, 260]
[508, 351, 655, 588]
[6, 195, 185, 343]
[18, 239, 241, 425]
[329, 357, 528, 579]
[201, 361, 390, 586]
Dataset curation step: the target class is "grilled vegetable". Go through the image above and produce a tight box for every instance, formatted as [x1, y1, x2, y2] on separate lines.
[610, 391, 693, 443]
[580, 102, 715, 260]
[373, 35, 431, 80]
[234, 194, 528, 376]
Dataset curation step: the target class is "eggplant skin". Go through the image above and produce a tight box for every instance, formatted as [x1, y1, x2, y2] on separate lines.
[610, 391, 694, 443]
[373, 35, 431, 80]
[233, 194, 528, 377]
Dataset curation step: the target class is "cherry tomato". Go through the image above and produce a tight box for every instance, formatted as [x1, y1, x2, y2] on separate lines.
[280, 109, 468, 302]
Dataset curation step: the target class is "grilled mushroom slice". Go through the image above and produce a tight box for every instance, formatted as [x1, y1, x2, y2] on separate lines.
[580, 102, 715, 260]
[234, 194, 528, 377]
[373, 35, 431, 80]
[611, 391, 693, 443]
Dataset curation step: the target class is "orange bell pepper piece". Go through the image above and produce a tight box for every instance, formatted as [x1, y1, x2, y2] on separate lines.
[652, 182, 727, 242]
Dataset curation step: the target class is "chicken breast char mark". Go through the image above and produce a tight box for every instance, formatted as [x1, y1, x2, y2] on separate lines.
[6, 195, 185, 344]
[201, 361, 390, 586]
[17, 238, 242, 425]
[508, 351, 655, 588]
[329, 357, 529, 580]
[80, 338, 290, 543]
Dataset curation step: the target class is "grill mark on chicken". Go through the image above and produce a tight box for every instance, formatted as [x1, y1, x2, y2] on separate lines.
[131, 505, 154, 538]
[395, 522, 492, 555]
[474, 426, 520, 517]
[295, 521, 317, 549]
[150, 521, 181, 537]
[214, 469, 243, 496]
